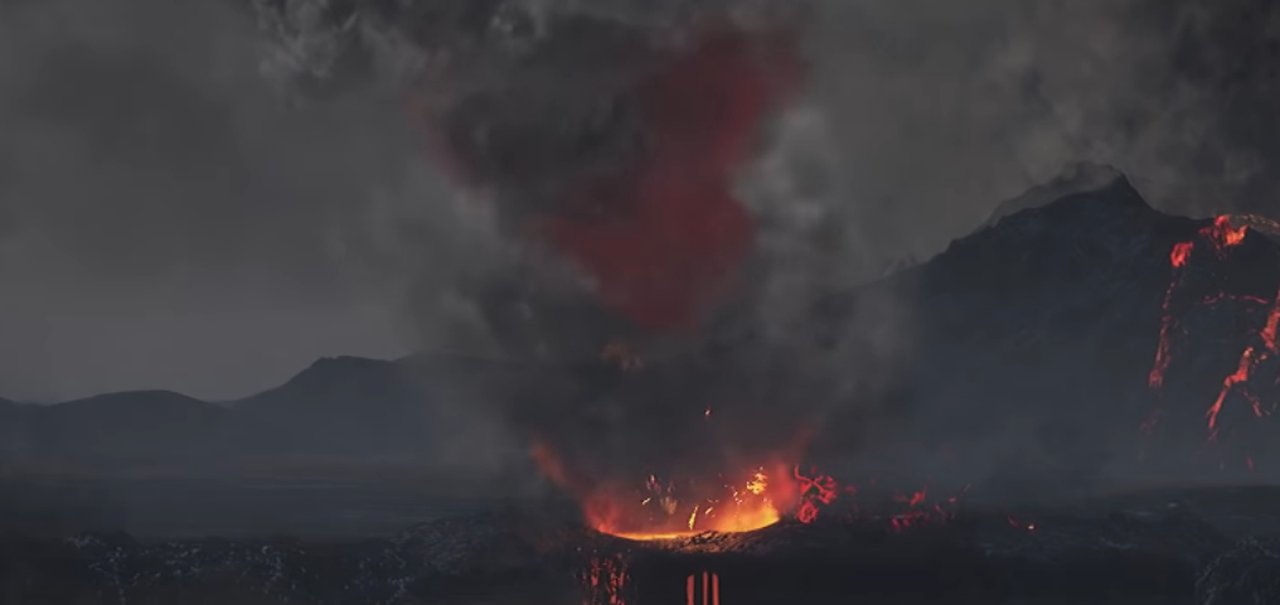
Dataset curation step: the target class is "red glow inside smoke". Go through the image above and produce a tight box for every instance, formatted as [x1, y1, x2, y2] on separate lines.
[539, 32, 800, 330]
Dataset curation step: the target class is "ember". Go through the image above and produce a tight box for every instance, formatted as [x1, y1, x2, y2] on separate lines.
[1007, 515, 1038, 532]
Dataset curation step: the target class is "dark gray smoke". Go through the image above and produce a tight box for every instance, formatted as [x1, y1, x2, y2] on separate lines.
[242, 0, 1280, 357]
[801, 0, 1280, 273]
[4, 0, 1280, 420]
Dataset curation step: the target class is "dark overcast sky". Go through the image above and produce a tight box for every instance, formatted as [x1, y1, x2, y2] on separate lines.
[2, 0, 1279, 402]
[0, 0, 428, 401]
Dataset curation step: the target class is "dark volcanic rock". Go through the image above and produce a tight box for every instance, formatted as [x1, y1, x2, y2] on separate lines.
[11, 391, 229, 472]
[0, 501, 1253, 605]
[0, 511, 588, 605]
[605, 507, 1228, 604]
[0, 354, 560, 476]
[1197, 536, 1280, 605]
[807, 173, 1280, 495]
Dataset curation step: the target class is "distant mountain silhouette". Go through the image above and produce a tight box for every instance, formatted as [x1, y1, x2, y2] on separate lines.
[0, 360, 433, 474]
[0, 353, 590, 477]
[230, 356, 430, 459]
[24, 391, 228, 471]
[0, 398, 25, 459]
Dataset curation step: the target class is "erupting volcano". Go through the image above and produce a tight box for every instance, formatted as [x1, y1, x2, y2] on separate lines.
[441, 26, 813, 541]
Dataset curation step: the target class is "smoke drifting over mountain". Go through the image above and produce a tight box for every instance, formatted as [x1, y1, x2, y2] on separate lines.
[3, 0, 1280, 404]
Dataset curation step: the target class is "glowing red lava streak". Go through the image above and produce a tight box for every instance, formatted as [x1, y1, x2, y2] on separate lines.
[1212, 215, 1248, 249]
[1148, 217, 1250, 396]
[1145, 214, 1280, 452]
[1206, 347, 1257, 440]
[1149, 275, 1184, 390]
[1261, 295, 1280, 351]
[793, 466, 838, 524]
[1205, 286, 1280, 440]
[1170, 241, 1194, 268]
[685, 572, 720, 605]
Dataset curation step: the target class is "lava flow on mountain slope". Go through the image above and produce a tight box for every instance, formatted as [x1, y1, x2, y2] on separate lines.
[1145, 214, 1280, 469]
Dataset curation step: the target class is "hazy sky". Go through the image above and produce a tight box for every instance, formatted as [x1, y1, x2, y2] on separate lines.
[0, 0, 428, 401]
[2, 0, 1279, 402]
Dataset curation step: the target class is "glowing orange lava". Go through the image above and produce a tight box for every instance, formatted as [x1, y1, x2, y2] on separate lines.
[584, 464, 794, 541]
[531, 440, 798, 541]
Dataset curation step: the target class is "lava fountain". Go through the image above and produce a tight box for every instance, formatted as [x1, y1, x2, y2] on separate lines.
[532, 442, 801, 541]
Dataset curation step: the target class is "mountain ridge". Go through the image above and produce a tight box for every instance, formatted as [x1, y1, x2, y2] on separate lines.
[807, 173, 1280, 493]
[5, 171, 1280, 492]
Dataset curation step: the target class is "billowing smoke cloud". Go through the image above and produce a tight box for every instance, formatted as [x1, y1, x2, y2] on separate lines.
[6, 0, 1280, 495]
[244, 0, 1280, 358]
[799, 0, 1280, 273]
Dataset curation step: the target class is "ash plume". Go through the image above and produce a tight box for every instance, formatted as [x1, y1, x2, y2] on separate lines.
[242, 0, 1280, 358]
[233, 0, 1280, 498]
[5, 0, 1280, 501]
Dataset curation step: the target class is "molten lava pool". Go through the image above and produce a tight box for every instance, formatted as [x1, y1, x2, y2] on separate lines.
[530, 442, 814, 541]
[595, 495, 783, 542]
[581, 467, 797, 542]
